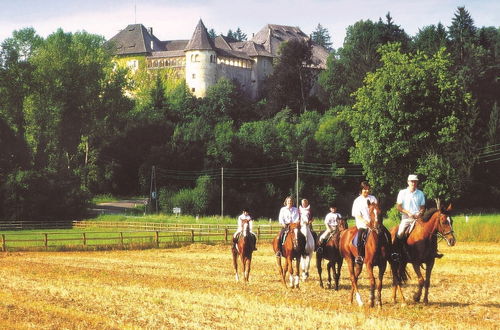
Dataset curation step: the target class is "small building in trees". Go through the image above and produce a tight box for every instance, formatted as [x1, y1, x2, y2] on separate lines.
[107, 19, 329, 99]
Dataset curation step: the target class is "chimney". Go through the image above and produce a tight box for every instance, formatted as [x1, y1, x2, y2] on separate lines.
[148, 27, 153, 35]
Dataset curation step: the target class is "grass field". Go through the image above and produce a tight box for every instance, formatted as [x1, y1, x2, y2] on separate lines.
[0, 241, 498, 329]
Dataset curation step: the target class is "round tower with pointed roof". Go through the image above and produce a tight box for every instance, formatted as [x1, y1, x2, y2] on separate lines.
[184, 19, 217, 97]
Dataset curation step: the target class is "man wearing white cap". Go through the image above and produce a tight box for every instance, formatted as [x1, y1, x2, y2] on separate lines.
[393, 174, 426, 259]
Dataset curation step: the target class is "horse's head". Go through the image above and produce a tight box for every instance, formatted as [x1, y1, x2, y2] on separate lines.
[241, 219, 251, 237]
[436, 204, 456, 246]
[338, 218, 348, 231]
[367, 201, 381, 229]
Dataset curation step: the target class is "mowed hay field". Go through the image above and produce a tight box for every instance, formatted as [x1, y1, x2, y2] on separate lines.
[0, 242, 498, 329]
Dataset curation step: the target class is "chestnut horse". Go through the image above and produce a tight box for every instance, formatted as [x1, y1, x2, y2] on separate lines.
[231, 220, 256, 282]
[316, 218, 348, 290]
[340, 202, 392, 307]
[390, 204, 456, 304]
[272, 222, 305, 288]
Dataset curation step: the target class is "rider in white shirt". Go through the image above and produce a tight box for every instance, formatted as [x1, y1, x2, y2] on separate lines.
[351, 181, 378, 265]
[317, 205, 341, 252]
[276, 196, 300, 256]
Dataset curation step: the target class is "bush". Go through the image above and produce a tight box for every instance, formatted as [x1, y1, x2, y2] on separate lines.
[160, 175, 216, 215]
[1, 169, 90, 220]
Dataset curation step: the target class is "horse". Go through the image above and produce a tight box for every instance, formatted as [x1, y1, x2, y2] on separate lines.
[316, 218, 348, 290]
[272, 222, 305, 288]
[299, 212, 315, 281]
[339, 202, 392, 307]
[390, 204, 456, 304]
[231, 219, 256, 282]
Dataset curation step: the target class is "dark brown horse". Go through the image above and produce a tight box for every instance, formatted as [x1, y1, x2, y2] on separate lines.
[340, 202, 392, 307]
[390, 204, 456, 304]
[231, 219, 256, 282]
[272, 222, 305, 288]
[316, 218, 348, 290]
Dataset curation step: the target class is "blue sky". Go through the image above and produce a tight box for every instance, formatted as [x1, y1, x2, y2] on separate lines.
[1, 0, 499, 49]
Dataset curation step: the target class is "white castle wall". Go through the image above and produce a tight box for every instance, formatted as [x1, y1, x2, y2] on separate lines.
[185, 50, 217, 98]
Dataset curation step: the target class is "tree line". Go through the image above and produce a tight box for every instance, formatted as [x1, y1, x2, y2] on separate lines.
[0, 7, 498, 220]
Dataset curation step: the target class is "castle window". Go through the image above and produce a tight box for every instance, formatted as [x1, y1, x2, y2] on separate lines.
[195, 54, 199, 62]
[192, 73, 196, 79]
[191, 88, 195, 92]
[126, 59, 139, 72]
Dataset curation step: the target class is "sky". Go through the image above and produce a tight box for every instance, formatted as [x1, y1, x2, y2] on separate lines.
[1, 0, 499, 49]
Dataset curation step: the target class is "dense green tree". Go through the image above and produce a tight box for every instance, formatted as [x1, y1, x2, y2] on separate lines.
[412, 23, 448, 54]
[208, 28, 217, 39]
[344, 43, 475, 207]
[0, 28, 43, 138]
[320, 15, 410, 107]
[263, 39, 313, 116]
[234, 28, 247, 41]
[311, 23, 333, 51]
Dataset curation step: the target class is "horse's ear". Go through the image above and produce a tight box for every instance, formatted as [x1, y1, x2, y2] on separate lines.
[446, 203, 453, 212]
[367, 200, 371, 206]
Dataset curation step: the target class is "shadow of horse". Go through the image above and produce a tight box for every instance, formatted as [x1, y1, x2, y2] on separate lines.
[272, 222, 305, 289]
[231, 220, 256, 282]
[316, 218, 348, 290]
[390, 204, 456, 305]
[340, 202, 392, 307]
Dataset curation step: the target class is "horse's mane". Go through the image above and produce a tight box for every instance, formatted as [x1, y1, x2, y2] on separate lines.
[422, 208, 438, 222]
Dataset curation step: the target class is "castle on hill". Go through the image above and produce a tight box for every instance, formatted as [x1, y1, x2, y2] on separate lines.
[107, 19, 329, 99]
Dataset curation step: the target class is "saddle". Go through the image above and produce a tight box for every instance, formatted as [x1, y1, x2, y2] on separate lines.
[352, 229, 368, 247]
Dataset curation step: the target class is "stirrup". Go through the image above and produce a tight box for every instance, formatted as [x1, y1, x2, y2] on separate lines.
[435, 252, 444, 259]
[275, 251, 282, 257]
[391, 252, 401, 262]
[317, 247, 323, 253]
[355, 256, 364, 265]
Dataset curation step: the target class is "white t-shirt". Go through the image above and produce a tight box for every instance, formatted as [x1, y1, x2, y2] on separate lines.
[352, 195, 378, 229]
[324, 212, 341, 227]
[397, 188, 425, 219]
[299, 205, 311, 225]
[279, 206, 300, 226]
[237, 213, 253, 232]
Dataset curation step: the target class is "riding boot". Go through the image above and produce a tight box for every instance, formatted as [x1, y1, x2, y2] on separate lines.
[432, 234, 443, 258]
[355, 229, 365, 265]
[391, 236, 402, 262]
[317, 238, 325, 253]
[276, 229, 284, 256]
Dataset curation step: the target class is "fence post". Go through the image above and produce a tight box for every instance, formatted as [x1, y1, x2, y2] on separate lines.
[120, 232, 124, 247]
[257, 226, 261, 239]
[1, 234, 5, 252]
[191, 229, 195, 243]
[155, 231, 159, 248]
[82, 233, 87, 246]
[224, 228, 228, 243]
[44, 233, 48, 250]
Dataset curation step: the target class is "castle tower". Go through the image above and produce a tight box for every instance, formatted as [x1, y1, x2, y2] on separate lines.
[184, 20, 217, 98]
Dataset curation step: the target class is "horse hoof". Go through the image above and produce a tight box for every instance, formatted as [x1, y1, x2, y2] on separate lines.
[355, 293, 363, 306]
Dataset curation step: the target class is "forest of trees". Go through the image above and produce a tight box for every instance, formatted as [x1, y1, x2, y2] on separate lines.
[0, 7, 499, 220]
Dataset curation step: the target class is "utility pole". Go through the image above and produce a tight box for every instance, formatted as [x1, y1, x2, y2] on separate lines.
[149, 165, 158, 213]
[296, 160, 299, 205]
[221, 167, 224, 220]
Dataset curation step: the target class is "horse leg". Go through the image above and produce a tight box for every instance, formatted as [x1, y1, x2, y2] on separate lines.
[334, 259, 342, 291]
[293, 258, 300, 288]
[327, 261, 333, 289]
[317, 253, 324, 288]
[353, 261, 364, 306]
[275, 255, 287, 287]
[376, 263, 387, 307]
[412, 263, 425, 302]
[244, 257, 252, 283]
[301, 255, 310, 281]
[366, 263, 376, 307]
[232, 247, 239, 282]
[346, 258, 360, 305]
[423, 260, 435, 304]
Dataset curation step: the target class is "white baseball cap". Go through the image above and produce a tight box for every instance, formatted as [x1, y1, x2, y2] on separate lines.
[407, 174, 419, 181]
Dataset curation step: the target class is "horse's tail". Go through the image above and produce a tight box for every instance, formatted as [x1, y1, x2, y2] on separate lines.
[391, 260, 409, 284]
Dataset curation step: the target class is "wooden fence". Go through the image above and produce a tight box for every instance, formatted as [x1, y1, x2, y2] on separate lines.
[0, 222, 325, 252]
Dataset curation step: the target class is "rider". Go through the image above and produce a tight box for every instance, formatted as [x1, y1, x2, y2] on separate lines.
[233, 208, 257, 251]
[393, 174, 442, 259]
[393, 174, 425, 260]
[352, 181, 378, 265]
[317, 205, 341, 253]
[276, 196, 300, 256]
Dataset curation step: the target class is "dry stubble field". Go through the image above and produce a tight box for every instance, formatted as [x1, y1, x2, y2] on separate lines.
[0, 242, 499, 329]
